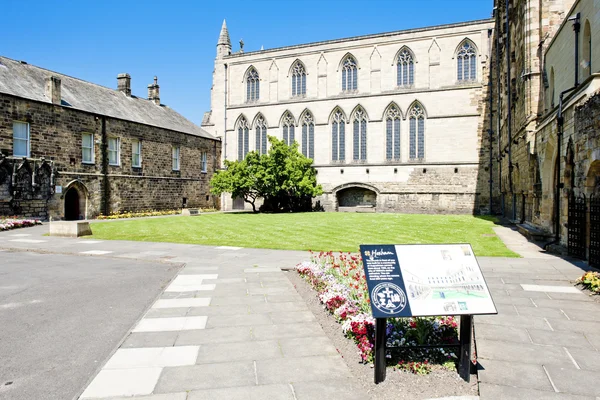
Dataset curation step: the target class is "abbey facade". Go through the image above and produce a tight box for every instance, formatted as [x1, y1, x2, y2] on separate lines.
[202, 19, 495, 213]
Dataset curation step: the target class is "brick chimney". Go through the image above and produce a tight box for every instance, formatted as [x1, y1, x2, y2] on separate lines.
[45, 76, 61, 105]
[147, 76, 160, 105]
[117, 73, 131, 96]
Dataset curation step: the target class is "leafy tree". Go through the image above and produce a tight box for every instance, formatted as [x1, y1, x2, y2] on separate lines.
[210, 136, 322, 212]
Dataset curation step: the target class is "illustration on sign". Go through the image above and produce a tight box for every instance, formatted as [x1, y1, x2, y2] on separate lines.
[360, 244, 497, 318]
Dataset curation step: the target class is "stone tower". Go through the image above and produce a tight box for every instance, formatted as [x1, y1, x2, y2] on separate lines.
[217, 19, 231, 59]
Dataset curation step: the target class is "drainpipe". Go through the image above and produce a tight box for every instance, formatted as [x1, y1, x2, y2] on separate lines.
[488, 27, 494, 215]
[571, 13, 581, 86]
[222, 63, 228, 211]
[101, 116, 109, 216]
[496, 4, 502, 216]
[505, 0, 515, 221]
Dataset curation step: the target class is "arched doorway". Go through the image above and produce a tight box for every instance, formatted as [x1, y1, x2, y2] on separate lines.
[64, 187, 80, 220]
[336, 186, 377, 211]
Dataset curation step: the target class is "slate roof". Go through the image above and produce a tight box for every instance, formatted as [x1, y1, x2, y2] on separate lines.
[0, 56, 215, 140]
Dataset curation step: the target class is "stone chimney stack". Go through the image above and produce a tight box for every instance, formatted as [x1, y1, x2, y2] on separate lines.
[45, 76, 61, 105]
[117, 73, 131, 96]
[147, 76, 160, 105]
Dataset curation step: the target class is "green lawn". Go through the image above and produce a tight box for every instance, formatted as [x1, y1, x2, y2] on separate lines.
[88, 212, 518, 257]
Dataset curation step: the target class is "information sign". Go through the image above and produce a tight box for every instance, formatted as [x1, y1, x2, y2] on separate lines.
[360, 244, 497, 318]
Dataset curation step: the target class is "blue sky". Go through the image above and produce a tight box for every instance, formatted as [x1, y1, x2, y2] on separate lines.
[3, 1, 492, 126]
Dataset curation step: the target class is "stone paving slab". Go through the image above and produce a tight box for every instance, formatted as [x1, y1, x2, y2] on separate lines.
[278, 336, 339, 358]
[544, 366, 600, 397]
[85, 392, 188, 400]
[474, 323, 533, 344]
[293, 379, 368, 400]
[255, 355, 352, 385]
[154, 362, 257, 392]
[175, 327, 252, 346]
[478, 383, 591, 400]
[187, 384, 294, 400]
[476, 339, 575, 366]
[121, 332, 179, 348]
[195, 340, 283, 364]
[563, 346, 600, 371]
[477, 359, 554, 391]
[526, 328, 594, 349]
[250, 322, 326, 340]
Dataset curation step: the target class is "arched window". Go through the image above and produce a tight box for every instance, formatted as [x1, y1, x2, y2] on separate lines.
[397, 48, 414, 87]
[409, 104, 425, 160]
[457, 41, 477, 82]
[237, 116, 249, 160]
[254, 115, 267, 155]
[301, 111, 315, 159]
[282, 112, 295, 145]
[549, 67, 555, 109]
[246, 68, 260, 102]
[291, 62, 307, 97]
[583, 20, 592, 79]
[331, 109, 346, 161]
[342, 56, 358, 92]
[385, 105, 401, 161]
[352, 108, 367, 161]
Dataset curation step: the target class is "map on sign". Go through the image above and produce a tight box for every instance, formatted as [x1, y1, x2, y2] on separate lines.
[360, 244, 497, 318]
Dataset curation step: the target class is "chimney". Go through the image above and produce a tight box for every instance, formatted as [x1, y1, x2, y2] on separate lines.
[148, 76, 160, 105]
[117, 73, 131, 96]
[45, 76, 61, 105]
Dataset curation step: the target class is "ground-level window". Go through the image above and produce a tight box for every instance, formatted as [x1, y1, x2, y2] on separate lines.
[13, 121, 30, 157]
[82, 133, 94, 164]
[201, 151, 207, 173]
[108, 137, 120, 166]
[132, 139, 142, 167]
[172, 146, 180, 171]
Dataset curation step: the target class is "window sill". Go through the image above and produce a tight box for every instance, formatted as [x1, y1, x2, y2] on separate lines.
[12, 154, 30, 158]
[132, 165, 142, 169]
[109, 163, 120, 167]
[201, 170, 207, 174]
[82, 161, 95, 165]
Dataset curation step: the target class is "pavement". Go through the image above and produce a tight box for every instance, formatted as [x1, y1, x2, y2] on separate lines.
[0, 222, 599, 399]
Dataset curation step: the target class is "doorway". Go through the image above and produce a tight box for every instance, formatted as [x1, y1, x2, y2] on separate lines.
[64, 188, 80, 220]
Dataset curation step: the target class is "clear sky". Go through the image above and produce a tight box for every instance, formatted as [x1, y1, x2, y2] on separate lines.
[3, 0, 492, 126]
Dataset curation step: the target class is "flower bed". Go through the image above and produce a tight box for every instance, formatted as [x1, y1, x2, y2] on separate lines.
[0, 217, 42, 231]
[577, 271, 600, 294]
[296, 251, 459, 373]
[97, 209, 181, 220]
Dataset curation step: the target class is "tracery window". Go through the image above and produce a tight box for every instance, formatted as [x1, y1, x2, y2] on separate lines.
[246, 68, 260, 102]
[237, 117, 249, 160]
[457, 41, 477, 82]
[254, 115, 267, 155]
[331, 110, 346, 161]
[409, 105, 425, 160]
[385, 105, 401, 161]
[342, 56, 358, 92]
[397, 49, 414, 87]
[282, 113, 295, 145]
[301, 112, 314, 159]
[291, 62, 306, 97]
[352, 108, 367, 161]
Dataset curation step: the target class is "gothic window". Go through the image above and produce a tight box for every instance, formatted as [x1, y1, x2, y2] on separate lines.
[301, 111, 315, 159]
[341, 56, 358, 92]
[457, 41, 477, 82]
[409, 104, 425, 160]
[291, 61, 306, 97]
[385, 105, 401, 161]
[397, 48, 414, 87]
[246, 67, 260, 102]
[237, 117, 249, 160]
[352, 108, 367, 161]
[583, 20, 592, 79]
[331, 110, 346, 161]
[282, 112, 295, 145]
[254, 115, 268, 154]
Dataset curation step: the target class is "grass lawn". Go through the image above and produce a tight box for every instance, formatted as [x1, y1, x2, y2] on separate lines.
[88, 212, 518, 257]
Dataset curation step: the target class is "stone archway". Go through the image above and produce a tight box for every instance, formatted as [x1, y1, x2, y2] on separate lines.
[62, 181, 89, 220]
[335, 184, 378, 212]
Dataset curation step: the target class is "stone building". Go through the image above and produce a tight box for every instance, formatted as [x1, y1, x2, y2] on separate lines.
[492, 0, 600, 261]
[203, 18, 495, 213]
[0, 56, 221, 220]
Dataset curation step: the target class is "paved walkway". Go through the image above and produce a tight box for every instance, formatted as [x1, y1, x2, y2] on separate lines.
[1, 223, 599, 399]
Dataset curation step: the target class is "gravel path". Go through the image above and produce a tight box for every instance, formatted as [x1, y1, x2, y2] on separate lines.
[285, 270, 478, 400]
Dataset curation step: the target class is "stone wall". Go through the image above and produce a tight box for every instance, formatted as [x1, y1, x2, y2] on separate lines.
[0, 93, 221, 219]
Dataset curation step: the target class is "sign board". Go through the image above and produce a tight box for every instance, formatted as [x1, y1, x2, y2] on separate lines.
[360, 244, 497, 318]
[55, 186, 62, 194]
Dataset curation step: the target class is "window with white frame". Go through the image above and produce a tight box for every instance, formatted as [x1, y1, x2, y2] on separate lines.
[397, 48, 414, 87]
[341, 56, 358, 92]
[457, 41, 477, 82]
[237, 117, 249, 160]
[255, 115, 268, 154]
[82, 132, 94, 163]
[246, 67, 260, 102]
[331, 110, 346, 161]
[282, 112, 295, 145]
[172, 146, 180, 171]
[291, 61, 306, 97]
[409, 104, 425, 160]
[201, 151, 207, 173]
[301, 111, 314, 159]
[108, 137, 120, 166]
[352, 108, 367, 161]
[12, 121, 30, 157]
[385, 105, 401, 161]
[132, 139, 142, 167]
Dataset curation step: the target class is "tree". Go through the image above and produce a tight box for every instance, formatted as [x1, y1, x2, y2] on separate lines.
[210, 136, 322, 212]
